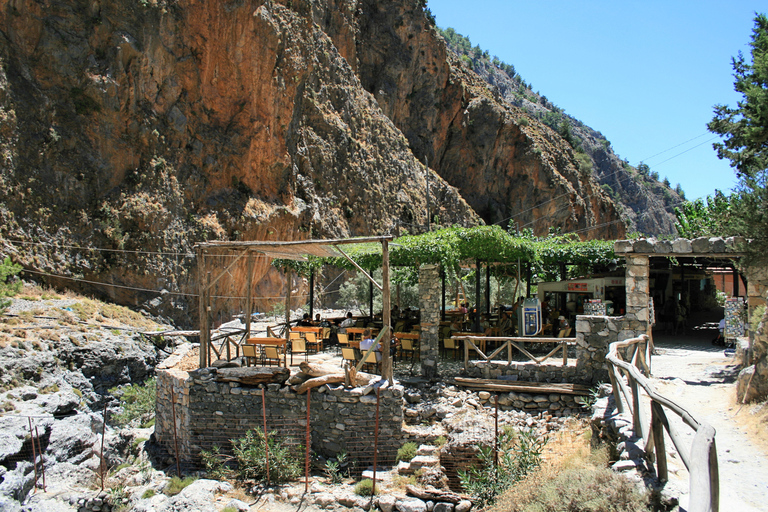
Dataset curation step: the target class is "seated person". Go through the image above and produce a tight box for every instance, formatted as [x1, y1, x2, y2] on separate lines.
[498, 311, 514, 336]
[338, 312, 355, 333]
[297, 313, 313, 327]
[359, 328, 381, 361]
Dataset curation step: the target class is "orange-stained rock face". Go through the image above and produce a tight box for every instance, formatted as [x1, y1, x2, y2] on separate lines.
[0, 0, 623, 325]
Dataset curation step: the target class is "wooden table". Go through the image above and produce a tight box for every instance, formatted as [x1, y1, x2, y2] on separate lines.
[345, 327, 378, 342]
[245, 337, 288, 367]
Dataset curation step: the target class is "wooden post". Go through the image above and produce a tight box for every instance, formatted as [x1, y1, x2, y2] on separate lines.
[309, 269, 315, 320]
[474, 260, 481, 332]
[485, 264, 491, 314]
[369, 280, 374, 320]
[197, 247, 207, 369]
[381, 240, 393, 384]
[206, 271, 212, 366]
[651, 402, 668, 482]
[689, 425, 719, 512]
[245, 250, 254, 340]
[285, 269, 292, 333]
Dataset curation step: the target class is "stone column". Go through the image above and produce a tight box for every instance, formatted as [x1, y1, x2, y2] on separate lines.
[419, 264, 440, 380]
[624, 255, 649, 335]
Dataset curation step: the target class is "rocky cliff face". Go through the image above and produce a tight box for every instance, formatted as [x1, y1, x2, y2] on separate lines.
[464, 44, 680, 235]
[0, 0, 623, 325]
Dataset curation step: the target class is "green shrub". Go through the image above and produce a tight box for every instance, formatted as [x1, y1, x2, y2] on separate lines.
[109, 378, 156, 427]
[232, 428, 302, 483]
[432, 436, 447, 447]
[0, 257, 22, 313]
[459, 428, 547, 508]
[324, 451, 349, 484]
[200, 445, 233, 480]
[354, 478, 378, 496]
[164, 476, 197, 496]
[396, 442, 418, 463]
[141, 489, 156, 499]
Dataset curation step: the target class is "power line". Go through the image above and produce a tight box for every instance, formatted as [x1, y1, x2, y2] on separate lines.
[639, 132, 713, 163]
[4, 239, 195, 258]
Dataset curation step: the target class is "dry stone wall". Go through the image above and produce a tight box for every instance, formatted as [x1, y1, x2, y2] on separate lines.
[155, 367, 405, 467]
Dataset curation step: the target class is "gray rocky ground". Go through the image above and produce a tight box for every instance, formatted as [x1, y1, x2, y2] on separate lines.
[3, 292, 767, 511]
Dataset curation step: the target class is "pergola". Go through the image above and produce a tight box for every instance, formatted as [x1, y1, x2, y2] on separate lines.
[195, 236, 395, 382]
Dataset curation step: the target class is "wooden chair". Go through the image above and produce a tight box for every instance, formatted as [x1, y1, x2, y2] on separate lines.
[289, 331, 302, 341]
[399, 338, 418, 361]
[341, 347, 357, 367]
[241, 343, 260, 367]
[305, 332, 322, 353]
[361, 350, 379, 374]
[291, 338, 308, 365]
[263, 346, 285, 367]
[557, 327, 572, 338]
[338, 333, 349, 347]
[443, 338, 460, 360]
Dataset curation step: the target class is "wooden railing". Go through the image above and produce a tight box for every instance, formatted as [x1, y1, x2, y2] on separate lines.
[452, 335, 577, 371]
[606, 335, 719, 512]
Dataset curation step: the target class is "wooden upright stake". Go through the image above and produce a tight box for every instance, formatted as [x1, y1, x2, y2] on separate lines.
[381, 240, 393, 384]
[285, 269, 292, 333]
[245, 250, 254, 340]
[197, 247, 207, 369]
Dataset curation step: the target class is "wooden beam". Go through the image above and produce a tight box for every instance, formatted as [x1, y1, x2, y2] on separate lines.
[204, 248, 248, 292]
[453, 377, 591, 395]
[381, 240, 393, 383]
[336, 246, 383, 291]
[245, 251, 254, 340]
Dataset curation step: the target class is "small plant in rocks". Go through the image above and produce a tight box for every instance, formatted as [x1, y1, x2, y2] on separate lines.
[164, 476, 197, 496]
[324, 451, 349, 483]
[232, 428, 302, 483]
[354, 478, 379, 496]
[396, 441, 418, 463]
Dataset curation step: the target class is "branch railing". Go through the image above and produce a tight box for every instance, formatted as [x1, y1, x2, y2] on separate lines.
[452, 335, 577, 371]
[606, 335, 719, 512]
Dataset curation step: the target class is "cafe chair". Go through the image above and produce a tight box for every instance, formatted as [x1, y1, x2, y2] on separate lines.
[263, 346, 285, 367]
[241, 344, 260, 367]
[361, 350, 379, 374]
[341, 347, 357, 367]
[305, 332, 321, 354]
[291, 338, 308, 365]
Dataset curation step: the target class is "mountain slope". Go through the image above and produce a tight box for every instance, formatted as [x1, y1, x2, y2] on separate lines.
[0, 0, 624, 325]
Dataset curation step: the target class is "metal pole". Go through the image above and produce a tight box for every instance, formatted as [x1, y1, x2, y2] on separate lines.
[305, 389, 311, 494]
[485, 264, 491, 314]
[246, 251, 254, 340]
[441, 268, 446, 322]
[28, 418, 38, 493]
[425, 156, 430, 232]
[34, 425, 46, 492]
[381, 240, 393, 383]
[171, 388, 181, 477]
[372, 387, 380, 506]
[262, 388, 270, 487]
[494, 395, 499, 469]
[101, 402, 107, 491]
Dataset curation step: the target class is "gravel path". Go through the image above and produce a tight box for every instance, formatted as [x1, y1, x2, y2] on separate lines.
[650, 333, 768, 511]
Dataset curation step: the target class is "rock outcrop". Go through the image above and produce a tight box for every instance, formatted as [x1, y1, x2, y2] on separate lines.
[0, 0, 623, 324]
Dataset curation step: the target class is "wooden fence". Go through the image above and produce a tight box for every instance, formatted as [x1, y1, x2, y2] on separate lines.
[606, 335, 719, 512]
[452, 335, 577, 371]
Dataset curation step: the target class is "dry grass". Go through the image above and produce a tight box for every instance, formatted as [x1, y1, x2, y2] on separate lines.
[489, 425, 653, 512]
[730, 388, 768, 456]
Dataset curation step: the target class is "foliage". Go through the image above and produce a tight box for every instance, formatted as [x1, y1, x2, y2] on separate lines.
[708, 13, 768, 263]
[673, 191, 735, 238]
[232, 428, 302, 483]
[323, 451, 349, 484]
[163, 476, 197, 496]
[459, 428, 547, 508]
[0, 257, 22, 313]
[109, 378, 156, 428]
[107, 485, 130, 511]
[396, 442, 418, 463]
[354, 478, 379, 496]
[708, 13, 768, 179]
[141, 489, 156, 499]
[200, 445, 232, 480]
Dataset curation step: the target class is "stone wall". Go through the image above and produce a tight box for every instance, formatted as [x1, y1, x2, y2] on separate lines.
[419, 264, 440, 380]
[155, 368, 405, 467]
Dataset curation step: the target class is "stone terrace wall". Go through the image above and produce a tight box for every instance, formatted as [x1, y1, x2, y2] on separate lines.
[463, 314, 646, 388]
[155, 368, 405, 467]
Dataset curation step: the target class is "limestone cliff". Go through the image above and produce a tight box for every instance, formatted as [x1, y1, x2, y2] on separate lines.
[0, 0, 624, 325]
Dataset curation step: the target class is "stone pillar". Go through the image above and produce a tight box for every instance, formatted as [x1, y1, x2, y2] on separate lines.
[624, 255, 649, 335]
[745, 267, 768, 339]
[419, 264, 440, 380]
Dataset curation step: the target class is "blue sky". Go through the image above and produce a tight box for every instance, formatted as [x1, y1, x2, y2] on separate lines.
[426, 0, 761, 200]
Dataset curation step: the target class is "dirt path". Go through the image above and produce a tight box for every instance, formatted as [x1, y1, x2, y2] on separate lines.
[650, 334, 768, 511]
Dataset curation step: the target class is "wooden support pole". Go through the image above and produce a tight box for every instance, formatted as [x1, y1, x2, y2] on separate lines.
[309, 269, 315, 320]
[485, 264, 491, 314]
[651, 401, 668, 482]
[285, 269, 292, 333]
[381, 240, 393, 384]
[197, 247, 207, 369]
[474, 259, 481, 333]
[441, 268, 446, 322]
[245, 251, 254, 340]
